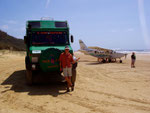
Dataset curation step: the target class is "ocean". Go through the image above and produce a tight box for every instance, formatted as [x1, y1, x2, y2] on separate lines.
[116, 49, 150, 54]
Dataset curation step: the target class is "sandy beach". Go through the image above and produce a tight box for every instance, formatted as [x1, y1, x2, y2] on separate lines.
[0, 50, 150, 113]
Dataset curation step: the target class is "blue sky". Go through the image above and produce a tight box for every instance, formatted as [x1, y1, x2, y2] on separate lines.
[0, 0, 150, 50]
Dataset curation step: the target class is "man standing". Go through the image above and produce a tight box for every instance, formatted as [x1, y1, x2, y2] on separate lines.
[131, 52, 136, 68]
[59, 46, 79, 92]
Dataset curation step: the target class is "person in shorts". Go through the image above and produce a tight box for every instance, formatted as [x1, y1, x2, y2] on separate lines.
[59, 46, 79, 92]
[131, 52, 136, 68]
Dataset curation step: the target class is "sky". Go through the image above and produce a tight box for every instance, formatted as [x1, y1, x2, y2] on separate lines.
[0, 0, 150, 50]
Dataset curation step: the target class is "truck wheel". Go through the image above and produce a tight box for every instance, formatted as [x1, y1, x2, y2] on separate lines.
[25, 56, 31, 70]
[108, 59, 112, 62]
[26, 69, 33, 85]
[71, 69, 76, 87]
[102, 59, 106, 63]
[120, 60, 122, 63]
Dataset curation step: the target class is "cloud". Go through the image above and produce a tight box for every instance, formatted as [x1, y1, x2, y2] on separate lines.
[111, 28, 134, 33]
[111, 30, 117, 33]
[127, 28, 134, 32]
[12, 26, 25, 32]
[21, 27, 25, 31]
[138, 0, 150, 49]
[45, 0, 51, 8]
[7, 20, 17, 24]
[0, 25, 9, 30]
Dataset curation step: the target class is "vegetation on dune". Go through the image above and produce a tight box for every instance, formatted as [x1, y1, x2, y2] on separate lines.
[0, 30, 25, 51]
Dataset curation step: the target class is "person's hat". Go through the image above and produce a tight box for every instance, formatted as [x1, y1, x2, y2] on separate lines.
[65, 46, 70, 50]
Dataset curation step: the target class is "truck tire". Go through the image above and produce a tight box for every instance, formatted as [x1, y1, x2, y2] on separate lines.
[71, 62, 78, 87]
[71, 68, 76, 87]
[120, 60, 122, 63]
[102, 59, 106, 63]
[25, 56, 31, 70]
[26, 69, 33, 85]
[108, 59, 112, 62]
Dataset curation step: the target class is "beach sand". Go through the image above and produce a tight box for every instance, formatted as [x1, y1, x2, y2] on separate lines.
[0, 51, 150, 113]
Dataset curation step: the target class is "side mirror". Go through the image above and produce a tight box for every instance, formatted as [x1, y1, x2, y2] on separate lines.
[28, 24, 32, 29]
[24, 36, 27, 44]
[71, 35, 74, 43]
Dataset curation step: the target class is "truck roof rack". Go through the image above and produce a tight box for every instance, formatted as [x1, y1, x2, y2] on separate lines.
[41, 17, 54, 20]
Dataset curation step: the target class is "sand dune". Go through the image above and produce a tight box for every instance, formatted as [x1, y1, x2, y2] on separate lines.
[0, 51, 150, 113]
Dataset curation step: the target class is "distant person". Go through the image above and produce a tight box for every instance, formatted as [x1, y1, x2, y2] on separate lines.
[125, 53, 127, 59]
[131, 52, 136, 68]
[59, 46, 79, 92]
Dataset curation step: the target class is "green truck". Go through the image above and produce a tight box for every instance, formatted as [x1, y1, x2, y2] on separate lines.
[24, 19, 77, 85]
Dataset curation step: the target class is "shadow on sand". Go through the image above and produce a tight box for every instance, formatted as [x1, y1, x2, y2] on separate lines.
[79, 60, 95, 62]
[1, 70, 68, 97]
[86, 62, 104, 65]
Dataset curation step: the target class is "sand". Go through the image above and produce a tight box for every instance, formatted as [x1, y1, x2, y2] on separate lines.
[0, 50, 150, 113]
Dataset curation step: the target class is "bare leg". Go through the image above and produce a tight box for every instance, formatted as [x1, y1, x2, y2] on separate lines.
[64, 77, 70, 92]
[65, 77, 72, 87]
[68, 76, 74, 91]
[131, 60, 134, 68]
[68, 76, 72, 87]
[133, 61, 135, 68]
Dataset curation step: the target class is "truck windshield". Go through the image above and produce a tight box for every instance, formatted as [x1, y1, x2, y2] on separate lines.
[31, 31, 69, 45]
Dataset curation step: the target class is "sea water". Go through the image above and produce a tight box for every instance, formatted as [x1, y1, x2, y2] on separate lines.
[115, 49, 150, 54]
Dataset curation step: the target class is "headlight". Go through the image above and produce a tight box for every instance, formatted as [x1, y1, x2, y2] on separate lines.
[32, 50, 41, 54]
[32, 57, 38, 63]
[32, 64, 36, 70]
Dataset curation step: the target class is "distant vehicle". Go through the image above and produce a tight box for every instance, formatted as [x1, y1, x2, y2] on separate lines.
[79, 40, 127, 63]
[24, 19, 77, 85]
